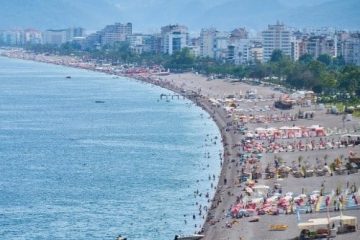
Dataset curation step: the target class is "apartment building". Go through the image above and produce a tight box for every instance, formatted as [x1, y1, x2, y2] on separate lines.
[161, 24, 189, 55]
[262, 22, 291, 62]
[101, 22, 132, 46]
[44, 29, 69, 45]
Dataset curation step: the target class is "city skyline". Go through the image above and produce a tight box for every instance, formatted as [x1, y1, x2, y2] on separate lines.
[1, 21, 359, 66]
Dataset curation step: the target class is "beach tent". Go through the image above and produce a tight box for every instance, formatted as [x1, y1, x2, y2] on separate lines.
[330, 215, 357, 226]
[251, 197, 264, 204]
[255, 127, 267, 133]
[298, 218, 332, 230]
[252, 185, 270, 195]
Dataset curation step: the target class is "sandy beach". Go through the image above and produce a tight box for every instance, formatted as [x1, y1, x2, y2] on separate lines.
[158, 73, 360, 240]
[2, 50, 360, 240]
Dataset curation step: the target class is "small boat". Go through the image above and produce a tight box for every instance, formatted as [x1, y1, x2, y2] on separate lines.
[66, 76, 71, 79]
[156, 70, 170, 76]
[174, 234, 204, 240]
[269, 224, 288, 231]
[116, 235, 127, 240]
[95, 100, 105, 103]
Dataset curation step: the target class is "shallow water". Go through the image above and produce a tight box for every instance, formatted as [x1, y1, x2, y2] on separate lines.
[0, 57, 222, 240]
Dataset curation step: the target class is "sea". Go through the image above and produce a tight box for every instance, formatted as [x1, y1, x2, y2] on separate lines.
[0, 56, 222, 240]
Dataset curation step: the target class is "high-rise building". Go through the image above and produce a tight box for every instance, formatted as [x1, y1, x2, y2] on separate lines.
[84, 22, 132, 48]
[214, 32, 229, 61]
[303, 36, 337, 59]
[24, 29, 43, 44]
[262, 22, 291, 62]
[227, 39, 263, 65]
[161, 24, 189, 55]
[44, 29, 70, 45]
[230, 28, 248, 39]
[290, 36, 302, 61]
[227, 28, 254, 64]
[0, 29, 43, 45]
[0, 30, 23, 45]
[71, 27, 85, 38]
[127, 34, 159, 54]
[227, 39, 249, 65]
[44, 27, 85, 45]
[249, 41, 264, 64]
[200, 28, 217, 58]
[342, 36, 360, 66]
[84, 32, 102, 49]
[101, 22, 132, 45]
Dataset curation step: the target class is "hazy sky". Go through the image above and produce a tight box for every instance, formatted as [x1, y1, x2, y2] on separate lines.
[112, 0, 333, 9]
[277, 0, 332, 7]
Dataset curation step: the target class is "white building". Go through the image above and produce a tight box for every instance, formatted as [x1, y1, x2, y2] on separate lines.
[44, 29, 69, 45]
[342, 37, 360, 66]
[200, 28, 217, 58]
[290, 36, 303, 61]
[127, 34, 157, 54]
[227, 39, 250, 65]
[214, 32, 230, 61]
[188, 45, 201, 57]
[24, 29, 43, 44]
[262, 22, 291, 62]
[227, 39, 263, 65]
[101, 22, 132, 46]
[200, 28, 233, 61]
[249, 42, 264, 63]
[303, 35, 337, 59]
[0, 30, 23, 45]
[161, 25, 189, 55]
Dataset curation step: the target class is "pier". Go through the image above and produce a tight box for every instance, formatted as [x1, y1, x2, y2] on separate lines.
[159, 93, 199, 100]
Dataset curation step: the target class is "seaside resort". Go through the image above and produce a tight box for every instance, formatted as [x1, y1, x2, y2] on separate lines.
[2, 50, 360, 240]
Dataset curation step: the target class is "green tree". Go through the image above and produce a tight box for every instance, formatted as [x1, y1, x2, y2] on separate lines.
[339, 66, 360, 95]
[332, 55, 345, 68]
[299, 54, 314, 65]
[320, 71, 337, 88]
[317, 54, 332, 66]
[165, 48, 195, 71]
[270, 49, 284, 63]
[269, 50, 293, 80]
[247, 63, 270, 80]
[286, 63, 316, 90]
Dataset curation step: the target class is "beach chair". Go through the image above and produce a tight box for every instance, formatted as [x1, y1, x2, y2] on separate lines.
[335, 168, 346, 175]
[292, 171, 302, 178]
[305, 169, 314, 177]
[315, 168, 326, 176]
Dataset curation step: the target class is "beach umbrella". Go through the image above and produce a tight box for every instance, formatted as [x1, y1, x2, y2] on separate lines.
[245, 187, 253, 193]
[253, 185, 270, 190]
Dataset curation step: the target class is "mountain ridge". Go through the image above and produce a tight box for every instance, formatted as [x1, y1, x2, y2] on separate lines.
[0, 0, 358, 32]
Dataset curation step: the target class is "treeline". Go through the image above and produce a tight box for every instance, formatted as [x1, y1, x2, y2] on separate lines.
[25, 43, 360, 99]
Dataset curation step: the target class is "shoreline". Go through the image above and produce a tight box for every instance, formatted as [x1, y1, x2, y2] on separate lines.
[0, 51, 230, 237]
[2, 50, 360, 240]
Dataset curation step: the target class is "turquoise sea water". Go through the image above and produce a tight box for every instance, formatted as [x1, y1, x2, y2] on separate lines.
[0, 57, 222, 240]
